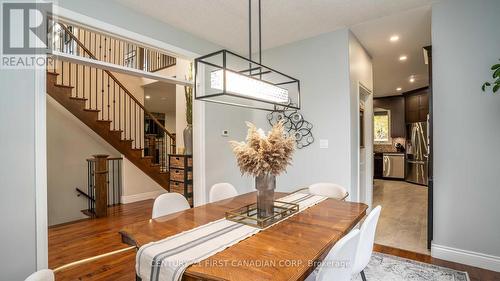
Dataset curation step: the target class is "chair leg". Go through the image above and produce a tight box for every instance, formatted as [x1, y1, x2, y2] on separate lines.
[361, 270, 367, 281]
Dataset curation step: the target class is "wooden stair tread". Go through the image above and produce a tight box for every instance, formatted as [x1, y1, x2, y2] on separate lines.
[55, 84, 74, 89]
[69, 97, 87, 101]
[84, 109, 100, 112]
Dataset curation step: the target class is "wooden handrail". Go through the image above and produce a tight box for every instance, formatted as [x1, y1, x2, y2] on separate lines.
[56, 21, 176, 141]
[86, 157, 123, 162]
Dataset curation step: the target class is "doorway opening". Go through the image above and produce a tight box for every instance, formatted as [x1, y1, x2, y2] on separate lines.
[43, 13, 203, 270]
[351, 6, 432, 254]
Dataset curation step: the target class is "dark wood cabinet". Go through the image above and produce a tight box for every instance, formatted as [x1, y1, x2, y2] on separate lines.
[373, 96, 405, 138]
[405, 88, 429, 123]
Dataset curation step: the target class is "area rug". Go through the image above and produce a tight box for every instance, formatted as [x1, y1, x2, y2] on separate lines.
[352, 253, 470, 281]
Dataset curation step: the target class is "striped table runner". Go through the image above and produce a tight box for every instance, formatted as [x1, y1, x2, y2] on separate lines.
[136, 192, 327, 281]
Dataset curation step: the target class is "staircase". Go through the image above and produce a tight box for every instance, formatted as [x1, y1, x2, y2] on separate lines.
[47, 20, 177, 191]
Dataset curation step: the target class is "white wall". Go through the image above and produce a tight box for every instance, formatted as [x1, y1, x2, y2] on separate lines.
[46, 96, 120, 225]
[175, 59, 190, 149]
[348, 32, 373, 205]
[432, 0, 500, 271]
[251, 29, 354, 193]
[120, 158, 165, 203]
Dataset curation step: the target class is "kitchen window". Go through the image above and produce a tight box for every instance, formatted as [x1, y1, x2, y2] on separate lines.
[374, 109, 391, 143]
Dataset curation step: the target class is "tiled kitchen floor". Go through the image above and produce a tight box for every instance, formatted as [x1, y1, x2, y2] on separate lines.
[373, 179, 429, 254]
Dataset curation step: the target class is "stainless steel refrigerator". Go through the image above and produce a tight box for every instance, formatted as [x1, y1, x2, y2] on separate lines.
[406, 122, 429, 185]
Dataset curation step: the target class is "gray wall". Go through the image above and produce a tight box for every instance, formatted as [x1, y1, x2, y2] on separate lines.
[252, 29, 354, 193]
[432, 0, 500, 266]
[0, 0, 38, 277]
[348, 32, 373, 205]
[0, 70, 38, 279]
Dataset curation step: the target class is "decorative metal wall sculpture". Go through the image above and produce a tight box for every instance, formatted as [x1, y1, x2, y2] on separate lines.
[267, 104, 314, 149]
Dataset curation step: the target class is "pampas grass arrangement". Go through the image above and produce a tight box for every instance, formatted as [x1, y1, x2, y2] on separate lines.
[230, 121, 295, 177]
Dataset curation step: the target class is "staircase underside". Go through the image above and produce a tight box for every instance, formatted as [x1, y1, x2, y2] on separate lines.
[46, 71, 170, 191]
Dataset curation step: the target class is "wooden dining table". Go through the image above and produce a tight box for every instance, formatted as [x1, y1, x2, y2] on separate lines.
[120, 192, 367, 281]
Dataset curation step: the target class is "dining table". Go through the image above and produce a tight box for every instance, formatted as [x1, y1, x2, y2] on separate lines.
[119, 191, 368, 281]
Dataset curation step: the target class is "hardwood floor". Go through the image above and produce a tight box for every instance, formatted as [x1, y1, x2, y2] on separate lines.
[373, 179, 429, 254]
[49, 200, 153, 280]
[49, 199, 500, 280]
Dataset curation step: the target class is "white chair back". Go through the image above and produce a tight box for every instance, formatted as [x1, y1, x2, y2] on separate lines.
[309, 183, 348, 200]
[25, 269, 54, 281]
[315, 229, 360, 281]
[209, 183, 238, 203]
[352, 206, 382, 275]
[152, 193, 190, 219]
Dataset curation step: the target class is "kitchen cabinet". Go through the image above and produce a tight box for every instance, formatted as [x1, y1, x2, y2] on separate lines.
[373, 96, 405, 138]
[405, 88, 429, 123]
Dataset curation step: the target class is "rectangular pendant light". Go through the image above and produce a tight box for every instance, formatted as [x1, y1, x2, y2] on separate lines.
[210, 69, 289, 104]
[194, 50, 300, 111]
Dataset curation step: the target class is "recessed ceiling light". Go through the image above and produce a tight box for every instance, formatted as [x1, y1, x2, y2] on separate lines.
[396, 87, 402, 91]
[399, 55, 407, 61]
[409, 77, 415, 83]
[390, 35, 399, 42]
[145, 95, 151, 99]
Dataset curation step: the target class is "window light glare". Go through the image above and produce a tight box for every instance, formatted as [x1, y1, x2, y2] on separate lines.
[210, 69, 289, 103]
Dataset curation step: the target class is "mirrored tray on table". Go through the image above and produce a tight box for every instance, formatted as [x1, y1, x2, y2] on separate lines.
[225, 201, 299, 229]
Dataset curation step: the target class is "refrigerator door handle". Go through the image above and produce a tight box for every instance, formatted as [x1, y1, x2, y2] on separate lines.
[407, 160, 426, 164]
[383, 156, 389, 177]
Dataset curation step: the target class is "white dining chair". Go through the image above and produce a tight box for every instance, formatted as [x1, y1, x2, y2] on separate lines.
[25, 269, 54, 281]
[299, 182, 349, 200]
[152, 193, 190, 219]
[352, 206, 382, 281]
[305, 229, 360, 281]
[209, 183, 238, 203]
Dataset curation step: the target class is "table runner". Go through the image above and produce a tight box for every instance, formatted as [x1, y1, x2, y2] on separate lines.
[136, 192, 327, 281]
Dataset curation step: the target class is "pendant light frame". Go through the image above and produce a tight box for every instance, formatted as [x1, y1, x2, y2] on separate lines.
[193, 0, 301, 111]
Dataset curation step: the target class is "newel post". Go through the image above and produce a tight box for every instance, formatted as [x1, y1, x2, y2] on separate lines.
[93, 154, 109, 217]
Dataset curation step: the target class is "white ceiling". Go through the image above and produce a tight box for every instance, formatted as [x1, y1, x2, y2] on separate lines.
[351, 6, 431, 96]
[143, 82, 176, 114]
[116, 0, 433, 97]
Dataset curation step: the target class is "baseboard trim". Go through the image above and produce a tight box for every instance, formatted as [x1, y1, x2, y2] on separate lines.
[121, 190, 166, 204]
[431, 243, 500, 272]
